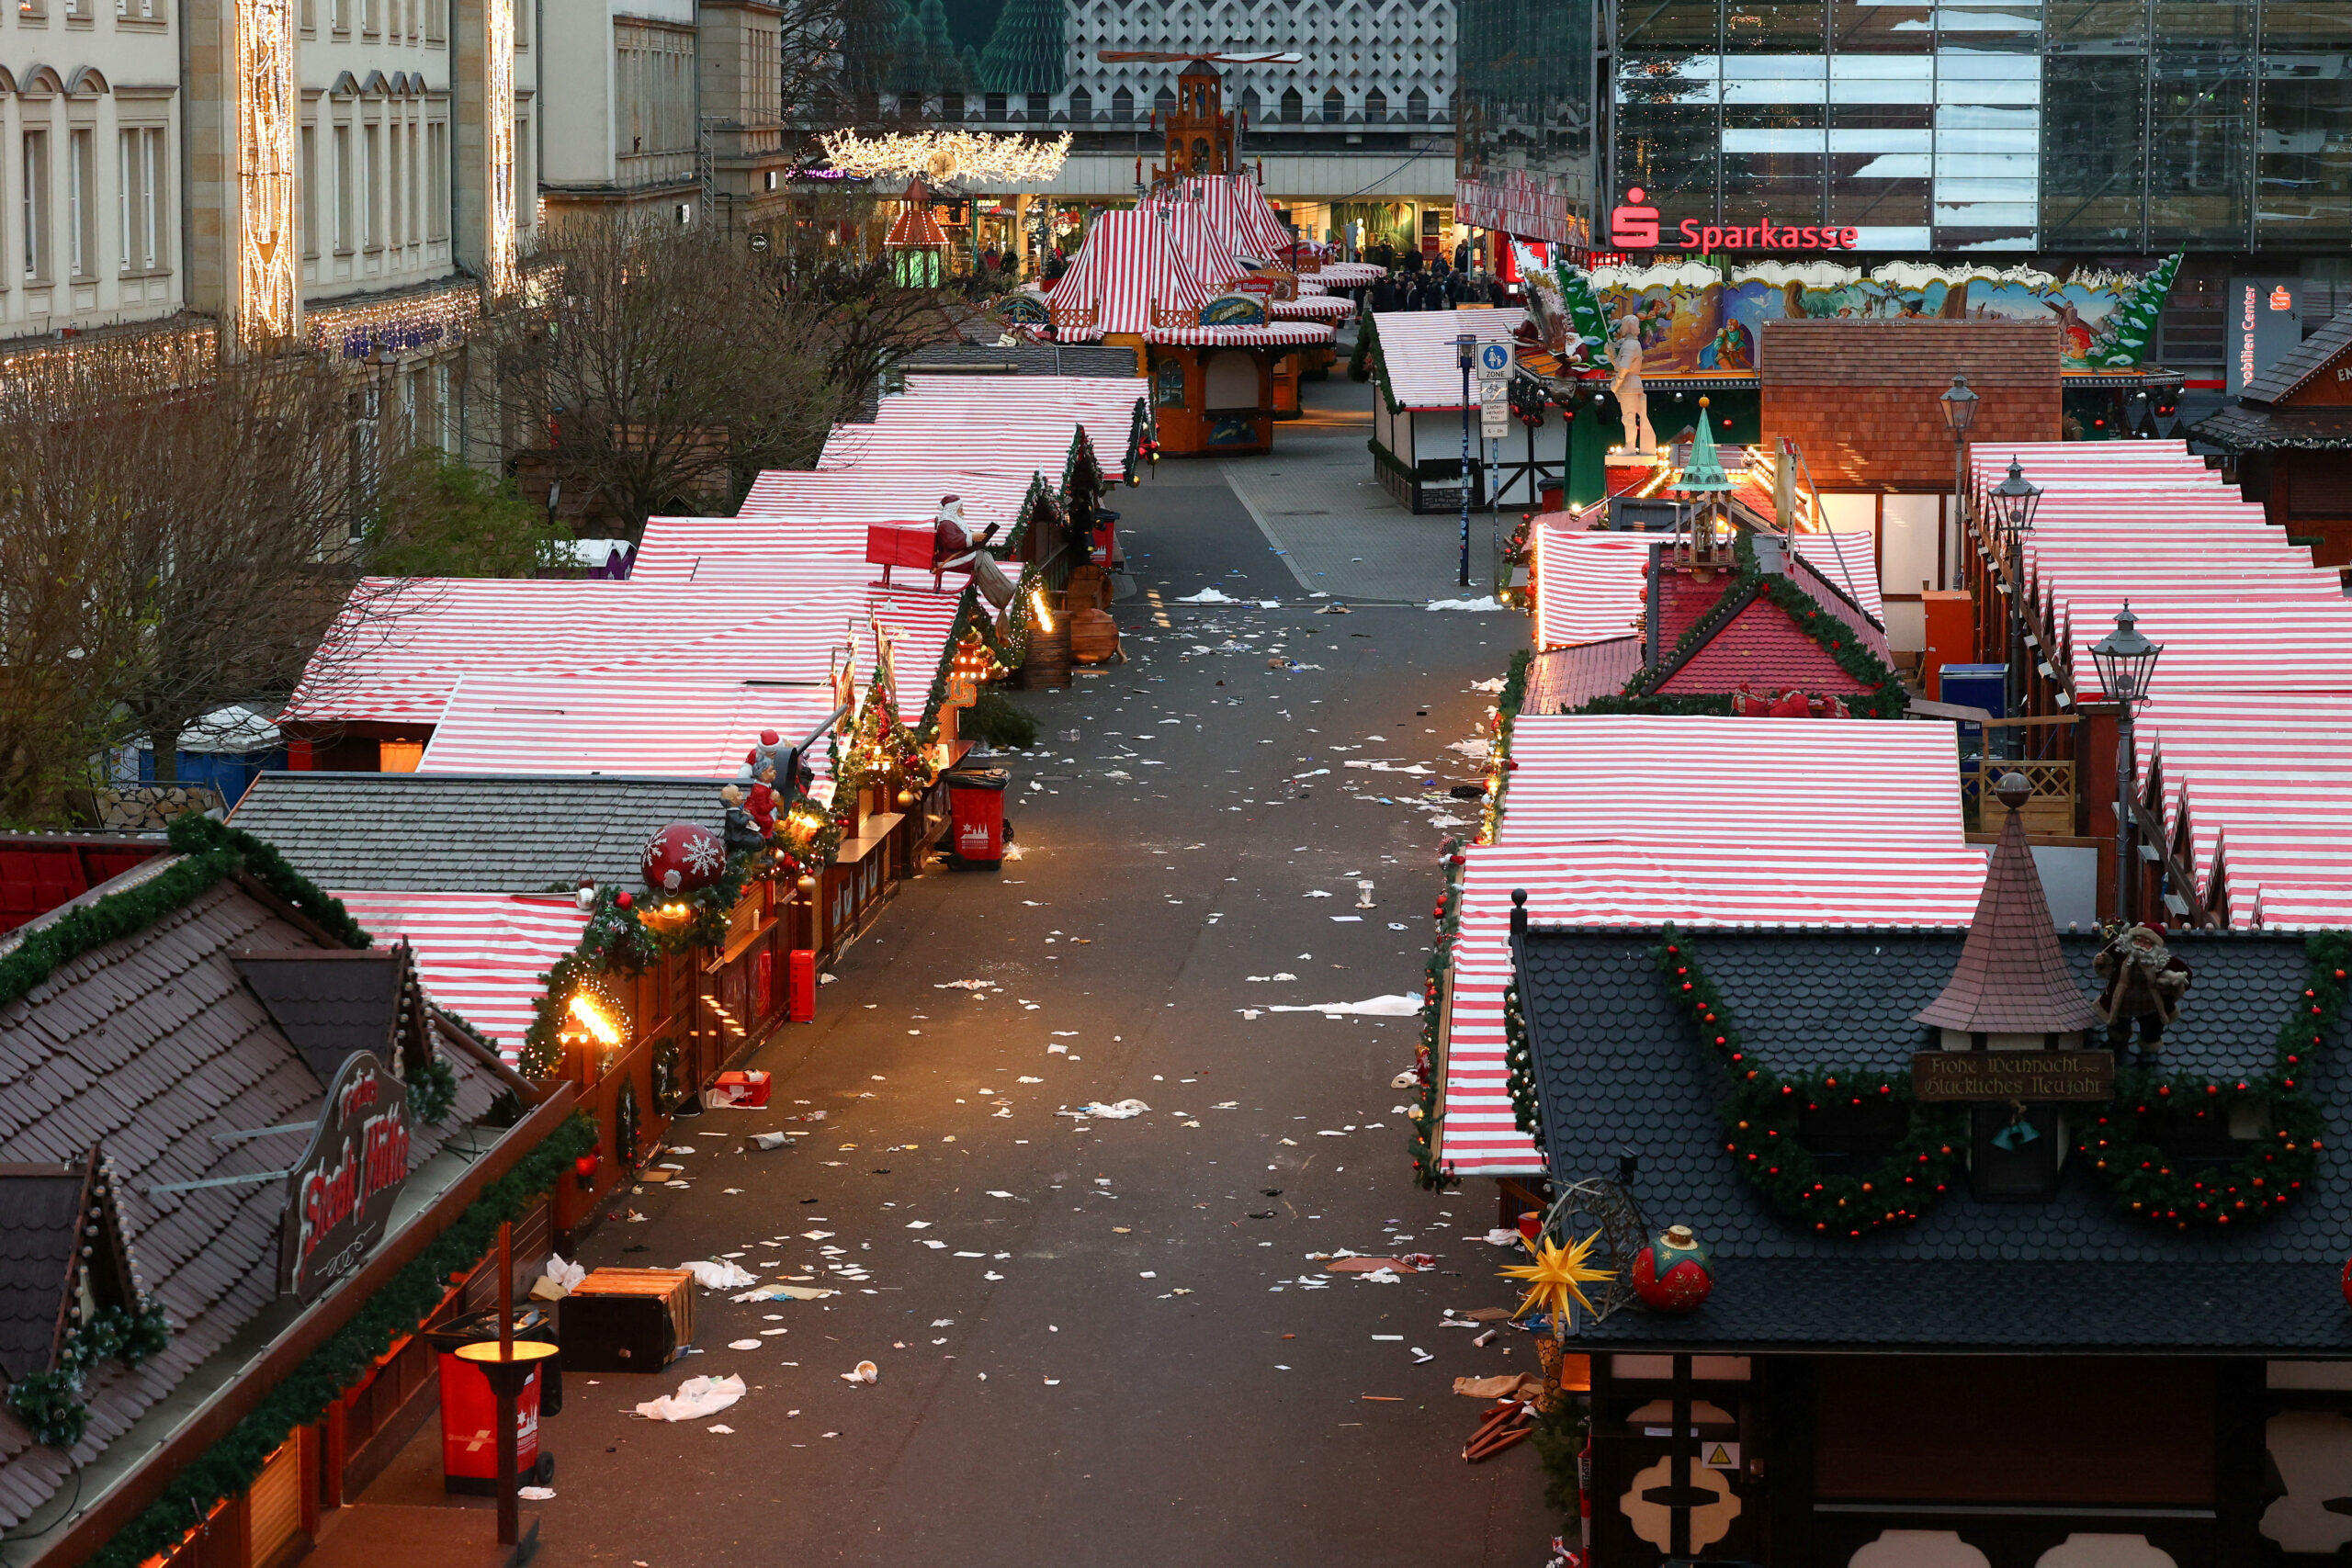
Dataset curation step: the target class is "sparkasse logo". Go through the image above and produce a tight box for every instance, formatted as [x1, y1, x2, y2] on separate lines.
[1608, 187, 1861, 254]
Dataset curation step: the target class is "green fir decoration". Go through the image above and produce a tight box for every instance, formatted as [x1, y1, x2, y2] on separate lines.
[83, 1116, 596, 1568]
[888, 1, 929, 97]
[405, 1055, 459, 1124]
[1657, 930, 1967, 1237]
[2090, 254, 2182, 369]
[977, 0, 1065, 97]
[918, 0, 966, 93]
[1503, 983, 1542, 1139]
[653, 1037, 684, 1112]
[1408, 837, 1464, 1190]
[0, 814, 368, 1011]
[1549, 262, 1614, 352]
[13, 1295, 185, 1448]
[2081, 931, 2348, 1230]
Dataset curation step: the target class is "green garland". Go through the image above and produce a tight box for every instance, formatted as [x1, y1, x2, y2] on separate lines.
[2081, 932, 2348, 1230]
[1503, 982, 1541, 1140]
[1653, 928, 2344, 1237]
[0, 814, 368, 1010]
[405, 1055, 458, 1124]
[4, 1300, 174, 1450]
[1657, 930, 1967, 1236]
[84, 1113, 596, 1568]
[652, 1037, 684, 1112]
[1408, 838, 1464, 1190]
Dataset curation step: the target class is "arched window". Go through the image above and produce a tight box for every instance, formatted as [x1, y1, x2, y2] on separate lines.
[1280, 86, 1301, 123]
[1112, 85, 1134, 122]
[1407, 86, 1428, 123]
[1320, 87, 1343, 122]
[1070, 86, 1093, 122]
[1364, 86, 1386, 122]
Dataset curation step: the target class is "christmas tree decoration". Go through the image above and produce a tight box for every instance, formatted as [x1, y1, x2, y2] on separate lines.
[641, 821, 728, 895]
[1500, 1229, 1613, 1335]
[978, 0, 1066, 97]
[1630, 1225, 1714, 1314]
[916, 0, 966, 94]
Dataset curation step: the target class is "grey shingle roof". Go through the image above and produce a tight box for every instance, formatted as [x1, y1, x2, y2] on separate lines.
[232, 772, 729, 893]
[0, 871, 505, 1521]
[2242, 310, 2352, 405]
[1518, 926, 2349, 1350]
[0, 1168, 81, 1382]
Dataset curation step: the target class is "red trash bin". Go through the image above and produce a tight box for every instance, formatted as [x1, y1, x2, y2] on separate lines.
[946, 767, 1008, 866]
[428, 1311, 554, 1495]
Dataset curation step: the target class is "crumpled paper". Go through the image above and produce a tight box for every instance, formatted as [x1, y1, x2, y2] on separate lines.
[1057, 1099, 1150, 1120]
[635, 1373, 746, 1422]
[679, 1259, 757, 1291]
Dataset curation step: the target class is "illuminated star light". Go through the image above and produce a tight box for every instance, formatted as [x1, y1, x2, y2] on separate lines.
[1498, 1229, 1614, 1335]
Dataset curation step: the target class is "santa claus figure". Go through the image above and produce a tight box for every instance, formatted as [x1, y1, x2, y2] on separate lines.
[2093, 923, 2192, 1053]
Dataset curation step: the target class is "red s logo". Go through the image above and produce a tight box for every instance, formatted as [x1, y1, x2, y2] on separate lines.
[1610, 187, 1660, 248]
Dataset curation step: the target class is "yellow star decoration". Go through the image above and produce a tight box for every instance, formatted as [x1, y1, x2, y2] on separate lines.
[1499, 1229, 1614, 1336]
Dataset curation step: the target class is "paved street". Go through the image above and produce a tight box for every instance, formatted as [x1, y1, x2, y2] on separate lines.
[471, 375, 1554, 1565]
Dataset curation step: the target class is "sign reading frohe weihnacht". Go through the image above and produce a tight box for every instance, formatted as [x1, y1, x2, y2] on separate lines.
[1910, 1050, 2115, 1103]
[280, 1051, 413, 1301]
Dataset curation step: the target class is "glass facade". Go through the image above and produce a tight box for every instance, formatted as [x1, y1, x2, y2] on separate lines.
[1456, 0, 2351, 254]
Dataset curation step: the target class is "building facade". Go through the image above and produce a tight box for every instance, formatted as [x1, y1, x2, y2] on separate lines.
[1457, 0, 2352, 381]
[537, 0, 797, 235]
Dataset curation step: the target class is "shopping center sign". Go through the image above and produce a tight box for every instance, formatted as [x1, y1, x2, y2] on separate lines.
[1610, 188, 1860, 254]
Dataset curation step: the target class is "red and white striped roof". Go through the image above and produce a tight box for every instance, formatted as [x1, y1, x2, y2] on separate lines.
[338, 891, 589, 1060]
[1147, 192, 1250, 293]
[1532, 524, 1880, 650]
[820, 414, 1090, 485]
[1374, 308, 1528, 409]
[1440, 716, 1984, 1176]
[1311, 260, 1386, 287]
[890, 374, 1148, 477]
[633, 516, 876, 576]
[418, 673, 844, 778]
[739, 467, 1044, 522]
[1175, 175, 1295, 263]
[1052, 208, 1332, 349]
[1964, 441, 2352, 927]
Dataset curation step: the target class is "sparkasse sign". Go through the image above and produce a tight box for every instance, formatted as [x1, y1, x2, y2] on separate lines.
[280, 1051, 413, 1302]
[1610, 187, 1860, 254]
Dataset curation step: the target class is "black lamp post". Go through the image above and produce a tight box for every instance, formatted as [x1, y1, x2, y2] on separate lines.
[1982, 457, 2041, 759]
[2088, 601, 2163, 924]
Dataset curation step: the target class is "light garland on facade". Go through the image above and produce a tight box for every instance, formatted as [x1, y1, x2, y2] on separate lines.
[234, 0, 299, 345]
[306, 280, 481, 359]
[485, 0, 517, 296]
[819, 129, 1072, 186]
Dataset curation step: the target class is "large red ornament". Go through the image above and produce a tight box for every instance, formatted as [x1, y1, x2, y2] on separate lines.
[2341, 1256, 2352, 1306]
[1631, 1224, 1713, 1314]
[641, 821, 727, 894]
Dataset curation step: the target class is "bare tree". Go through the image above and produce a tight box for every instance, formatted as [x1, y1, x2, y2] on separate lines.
[0, 337, 399, 803]
[487, 221, 867, 529]
[767, 247, 971, 421]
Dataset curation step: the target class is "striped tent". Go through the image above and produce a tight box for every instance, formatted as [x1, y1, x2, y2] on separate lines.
[1049, 208, 1331, 349]
[1373, 308, 1528, 410]
[1178, 174, 1296, 264]
[1437, 716, 1985, 1177]
[888, 374, 1151, 479]
[416, 673, 847, 778]
[1962, 441, 2352, 927]
[739, 468, 1047, 523]
[1142, 192, 1351, 324]
[334, 891, 590, 1061]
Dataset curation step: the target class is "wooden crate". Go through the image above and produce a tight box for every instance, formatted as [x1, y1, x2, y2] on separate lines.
[560, 1268, 695, 1371]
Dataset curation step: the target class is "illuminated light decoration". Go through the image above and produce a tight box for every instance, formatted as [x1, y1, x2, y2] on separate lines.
[1030, 588, 1055, 634]
[484, 0, 518, 296]
[558, 974, 632, 1077]
[566, 988, 625, 1047]
[306, 280, 480, 360]
[233, 0, 300, 345]
[819, 129, 1073, 186]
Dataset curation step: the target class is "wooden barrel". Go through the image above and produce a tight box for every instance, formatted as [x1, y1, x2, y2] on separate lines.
[1069, 607, 1120, 665]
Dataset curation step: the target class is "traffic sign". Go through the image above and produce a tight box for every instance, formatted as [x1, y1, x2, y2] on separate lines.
[1479, 379, 1510, 438]
[1476, 341, 1512, 379]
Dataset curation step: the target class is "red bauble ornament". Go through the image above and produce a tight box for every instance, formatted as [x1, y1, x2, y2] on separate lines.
[641, 821, 727, 893]
[1631, 1224, 1713, 1314]
[2341, 1256, 2352, 1307]
[615, 891, 633, 909]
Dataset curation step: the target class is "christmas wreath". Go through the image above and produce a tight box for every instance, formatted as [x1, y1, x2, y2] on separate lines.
[1650, 928, 2346, 1236]
[2080, 931, 2348, 1230]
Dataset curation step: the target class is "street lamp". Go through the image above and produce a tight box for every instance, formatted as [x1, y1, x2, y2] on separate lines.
[2088, 601, 2163, 925]
[1982, 457, 2041, 757]
[1939, 372, 1978, 530]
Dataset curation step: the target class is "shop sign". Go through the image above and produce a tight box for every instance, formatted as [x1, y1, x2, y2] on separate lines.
[1609, 188, 1859, 254]
[1909, 1049, 2114, 1103]
[280, 1052, 413, 1302]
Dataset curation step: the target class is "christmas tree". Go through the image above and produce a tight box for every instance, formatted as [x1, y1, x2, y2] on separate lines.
[888, 0, 928, 98]
[978, 0, 1065, 98]
[843, 0, 900, 103]
[920, 0, 967, 94]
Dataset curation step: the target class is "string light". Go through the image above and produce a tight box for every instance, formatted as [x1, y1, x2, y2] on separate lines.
[307, 279, 481, 359]
[484, 0, 517, 296]
[819, 129, 1072, 186]
[234, 0, 298, 344]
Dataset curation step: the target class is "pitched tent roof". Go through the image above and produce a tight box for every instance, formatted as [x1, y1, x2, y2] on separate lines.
[1048, 208, 1332, 349]
[1532, 524, 1882, 651]
[1435, 716, 1986, 1177]
[737, 468, 1050, 525]
[1914, 784, 2099, 1032]
[330, 892, 593, 1058]
[1370, 308, 1528, 411]
[1175, 174, 1295, 263]
[232, 772, 733, 893]
[0, 839, 513, 1522]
